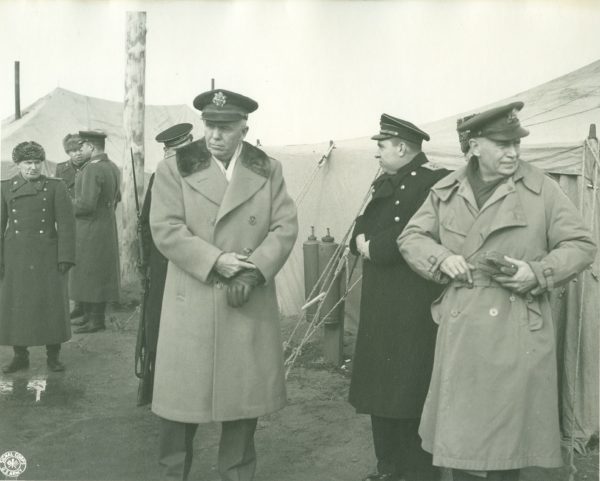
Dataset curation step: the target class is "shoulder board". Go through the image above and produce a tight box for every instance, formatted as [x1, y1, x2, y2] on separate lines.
[421, 162, 444, 171]
[90, 159, 101, 164]
[46, 176, 62, 180]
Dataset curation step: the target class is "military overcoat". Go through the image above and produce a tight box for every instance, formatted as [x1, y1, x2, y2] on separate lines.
[397, 160, 596, 470]
[349, 152, 449, 418]
[0, 174, 75, 345]
[69, 153, 121, 302]
[150, 139, 298, 423]
[55, 160, 82, 198]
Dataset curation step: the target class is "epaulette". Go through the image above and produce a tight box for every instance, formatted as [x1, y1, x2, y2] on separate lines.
[91, 159, 101, 164]
[421, 162, 444, 171]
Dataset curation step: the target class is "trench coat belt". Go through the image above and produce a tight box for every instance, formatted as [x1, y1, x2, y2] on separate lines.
[452, 271, 543, 331]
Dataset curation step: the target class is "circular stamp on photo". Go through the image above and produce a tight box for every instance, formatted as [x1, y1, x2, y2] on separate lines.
[0, 451, 27, 478]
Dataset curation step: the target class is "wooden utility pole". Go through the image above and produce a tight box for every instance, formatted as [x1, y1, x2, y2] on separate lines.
[14, 61, 21, 120]
[121, 11, 147, 289]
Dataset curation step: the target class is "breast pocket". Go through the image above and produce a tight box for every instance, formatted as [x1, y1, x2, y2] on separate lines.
[439, 214, 468, 252]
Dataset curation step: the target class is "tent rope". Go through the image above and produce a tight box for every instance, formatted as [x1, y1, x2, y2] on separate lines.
[284, 168, 379, 377]
[294, 141, 336, 207]
[566, 138, 598, 481]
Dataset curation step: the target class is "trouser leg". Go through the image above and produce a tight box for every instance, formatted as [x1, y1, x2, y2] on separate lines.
[400, 419, 438, 481]
[218, 418, 258, 481]
[371, 415, 400, 477]
[159, 417, 198, 481]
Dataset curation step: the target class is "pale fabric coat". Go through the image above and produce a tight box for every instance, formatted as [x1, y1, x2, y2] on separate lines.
[149, 139, 298, 423]
[397, 160, 596, 471]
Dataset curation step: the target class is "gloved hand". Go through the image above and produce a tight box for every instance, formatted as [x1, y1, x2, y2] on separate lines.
[58, 262, 74, 274]
[226, 268, 265, 308]
[478, 251, 518, 277]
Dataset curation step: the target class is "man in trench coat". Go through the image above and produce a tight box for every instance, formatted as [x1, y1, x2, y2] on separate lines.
[150, 89, 298, 481]
[349, 114, 448, 481]
[397, 102, 597, 481]
[69, 130, 121, 333]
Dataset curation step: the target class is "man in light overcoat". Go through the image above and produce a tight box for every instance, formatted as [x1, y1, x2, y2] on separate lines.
[150, 89, 298, 481]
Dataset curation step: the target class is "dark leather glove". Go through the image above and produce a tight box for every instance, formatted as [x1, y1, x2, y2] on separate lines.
[58, 262, 74, 274]
[478, 251, 518, 277]
[226, 268, 265, 308]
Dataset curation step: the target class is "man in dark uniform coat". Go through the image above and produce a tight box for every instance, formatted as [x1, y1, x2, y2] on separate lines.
[55, 132, 88, 320]
[0, 141, 75, 372]
[55, 133, 86, 198]
[136, 123, 193, 406]
[349, 114, 449, 481]
[69, 130, 121, 333]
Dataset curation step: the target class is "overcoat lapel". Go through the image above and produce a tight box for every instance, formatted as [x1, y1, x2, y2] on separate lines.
[8, 174, 45, 199]
[182, 161, 228, 206]
[216, 153, 267, 223]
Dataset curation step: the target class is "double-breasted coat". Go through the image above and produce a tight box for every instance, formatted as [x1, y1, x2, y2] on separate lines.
[397, 160, 596, 470]
[0, 174, 75, 346]
[149, 139, 298, 423]
[69, 153, 121, 303]
[349, 152, 449, 418]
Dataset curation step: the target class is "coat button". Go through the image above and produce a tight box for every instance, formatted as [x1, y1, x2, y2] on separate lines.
[394, 216, 400, 222]
[394, 200, 400, 205]
[41, 219, 46, 223]
[43, 197, 47, 201]
[42, 208, 46, 212]
[450, 309, 459, 317]
[13, 219, 18, 223]
[509, 295, 516, 302]
[40, 230, 44, 234]
[15, 230, 19, 234]
[249, 215, 257, 225]
[489, 308, 499, 317]
[411, 171, 417, 176]
[43, 188, 47, 191]
[11, 209, 16, 213]
[400, 185, 405, 190]
[215, 281, 223, 289]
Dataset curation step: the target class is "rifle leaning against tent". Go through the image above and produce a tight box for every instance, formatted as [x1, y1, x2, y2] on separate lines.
[131, 148, 152, 406]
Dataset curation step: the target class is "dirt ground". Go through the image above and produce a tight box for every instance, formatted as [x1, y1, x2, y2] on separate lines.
[0, 305, 597, 481]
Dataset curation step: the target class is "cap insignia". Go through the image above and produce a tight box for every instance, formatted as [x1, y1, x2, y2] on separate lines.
[507, 108, 519, 124]
[212, 91, 227, 108]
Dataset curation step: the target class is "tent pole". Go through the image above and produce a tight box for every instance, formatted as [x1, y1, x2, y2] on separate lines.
[122, 11, 147, 290]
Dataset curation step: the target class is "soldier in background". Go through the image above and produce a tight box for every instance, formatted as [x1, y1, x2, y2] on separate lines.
[69, 130, 121, 334]
[56, 132, 88, 320]
[0, 141, 75, 372]
[136, 122, 193, 406]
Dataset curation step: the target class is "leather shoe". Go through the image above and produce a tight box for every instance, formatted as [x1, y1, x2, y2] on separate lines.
[71, 316, 89, 326]
[2, 357, 30, 374]
[74, 321, 105, 334]
[47, 358, 65, 372]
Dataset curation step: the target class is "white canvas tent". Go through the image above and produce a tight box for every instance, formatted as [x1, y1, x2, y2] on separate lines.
[265, 59, 600, 448]
[1, 87, 203, 179]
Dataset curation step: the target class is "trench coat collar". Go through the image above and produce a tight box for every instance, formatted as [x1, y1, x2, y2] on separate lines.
[433, 159, 544, 203]
[7, 173, 47, 198]
[437, 159, 541, 259]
